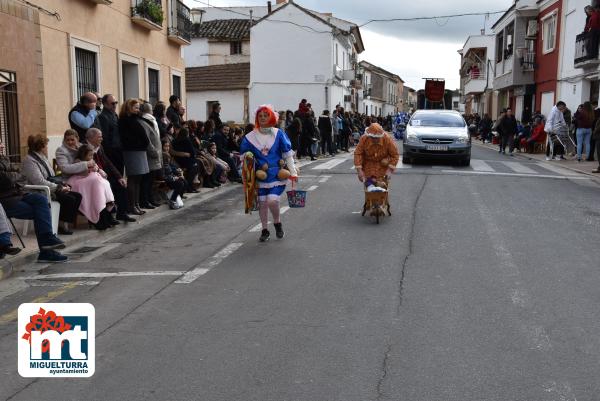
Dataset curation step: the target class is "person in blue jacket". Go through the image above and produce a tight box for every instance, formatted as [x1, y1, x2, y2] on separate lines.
[240, 105, 298, 242]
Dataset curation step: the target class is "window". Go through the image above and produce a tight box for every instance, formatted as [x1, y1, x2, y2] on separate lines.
[0, 71, 20, 159]
[172, 74, 181, 99]
[496, 32, 504, 62]
[542, 12, 557, 54]
[230, 41, 242, 55]
[148, 68, 159, 106]
[75, 48, 98, 99]
[335, 43, 339, 66]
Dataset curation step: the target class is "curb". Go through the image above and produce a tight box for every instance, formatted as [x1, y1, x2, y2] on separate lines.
[0, 183, 239, 282]
[472, 142, 600, 181]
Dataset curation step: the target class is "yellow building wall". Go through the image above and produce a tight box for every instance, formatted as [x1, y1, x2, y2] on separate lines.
[34, 0, 187, 148]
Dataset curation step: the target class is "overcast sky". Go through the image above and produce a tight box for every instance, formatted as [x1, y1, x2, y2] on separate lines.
[184, 0, 514, 90]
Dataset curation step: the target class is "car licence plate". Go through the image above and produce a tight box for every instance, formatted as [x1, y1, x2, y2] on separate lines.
[425, 144, 448, 151]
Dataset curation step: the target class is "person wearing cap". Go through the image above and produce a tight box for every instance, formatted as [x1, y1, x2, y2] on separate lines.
[354, 123, 399, 184]
[240, 105, 298, 242]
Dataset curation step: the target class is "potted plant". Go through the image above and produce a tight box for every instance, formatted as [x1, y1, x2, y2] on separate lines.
[133, 0, 163, 26]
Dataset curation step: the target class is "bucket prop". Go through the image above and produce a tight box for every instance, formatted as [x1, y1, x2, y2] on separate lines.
[286, 180, 306, 208]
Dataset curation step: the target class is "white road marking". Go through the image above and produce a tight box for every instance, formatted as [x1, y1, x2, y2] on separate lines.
[307, 185, 318, 191]
[502, 161, 538, 174]
[318, 176, 331, 183]
[21, 271, 186, 280]
[396, 158, 413, 169]
[535, 162, 579, 176]
[281, 206, 290, 214]
[440, 170, 588, 180]
[470, 159, 494, 172]
[176, 242, 244, 284]
[312, 158, 346, 170]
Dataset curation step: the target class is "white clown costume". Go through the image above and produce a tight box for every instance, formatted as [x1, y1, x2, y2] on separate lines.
[240, 105, 298, 241]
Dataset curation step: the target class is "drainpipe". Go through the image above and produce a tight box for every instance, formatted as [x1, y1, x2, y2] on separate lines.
[325, 86, 329, 110]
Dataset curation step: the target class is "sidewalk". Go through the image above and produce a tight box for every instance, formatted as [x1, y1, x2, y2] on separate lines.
[0, 183, 239, 282]
[473, 141, 600, 180]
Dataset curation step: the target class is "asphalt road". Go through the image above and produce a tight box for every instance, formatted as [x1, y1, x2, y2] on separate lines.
[1, 144, 600, 401]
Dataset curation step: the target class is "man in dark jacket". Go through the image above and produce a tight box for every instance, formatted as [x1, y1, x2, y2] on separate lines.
[318, 110, 334, 156]
[300, 114, 316, 160]
[0, 147, 67, 263]
[68, 92, 98, 143]
[499, 107, 519, 155]
[208, 102, 223, 131]
[212, 125, 241, 182]
[86, 128, 136, 223]
[166, 95, 182, 129]
[95, 94, 124, 174]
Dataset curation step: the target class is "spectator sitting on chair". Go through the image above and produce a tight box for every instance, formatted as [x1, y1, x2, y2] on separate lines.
[0, 142, 67, 263]
[212, 125, 242, 183]
[70, 144, 117, 230]
[524, 118, 546, 153]
[22, 134, 83, 235]
[161, 141, 186, 210]
[69, 92, 98, 143]
[170, 127, 200, 193]
[86, 128, 136, 223]
[0, 203, 21, 258]
[206, 142, 230, 183]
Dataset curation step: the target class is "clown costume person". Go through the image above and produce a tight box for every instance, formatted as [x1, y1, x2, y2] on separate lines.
[354, 123, 400, 183]
[241, 105, 298, 242]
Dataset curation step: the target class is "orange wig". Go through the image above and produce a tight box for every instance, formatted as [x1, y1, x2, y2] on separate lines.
[254, 105, 278, 129]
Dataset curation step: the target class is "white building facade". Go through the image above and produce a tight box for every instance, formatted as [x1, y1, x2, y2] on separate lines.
[459, 34, 496, 117]
[558, 0, 599, 109]
[249, 1, 364, 115]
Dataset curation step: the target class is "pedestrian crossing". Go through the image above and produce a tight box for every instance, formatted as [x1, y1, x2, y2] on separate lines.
[295, 154, 586, 179]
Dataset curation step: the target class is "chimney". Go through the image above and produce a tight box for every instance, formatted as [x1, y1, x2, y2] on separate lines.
[267, 1, 272, 13]
[276, 0, 287, 3]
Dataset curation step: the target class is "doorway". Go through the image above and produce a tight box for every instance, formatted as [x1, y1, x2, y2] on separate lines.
[122, 61, 139, 101]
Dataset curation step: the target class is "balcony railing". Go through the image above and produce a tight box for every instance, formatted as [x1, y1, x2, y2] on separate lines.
[575, 32, 600, 67]
[131, 0, 163, 31]
[521, 51, 535, 71]
[463, 66, 486, 84]
[168, 0, 192, 45]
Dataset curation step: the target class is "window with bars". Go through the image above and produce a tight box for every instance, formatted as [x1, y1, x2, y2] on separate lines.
[148, 68, 159, 106]
[75, 48, 98, 99]
[0, 71, 20, 160]
[230, 41, 242, 55]
[172, 74, 181, 99]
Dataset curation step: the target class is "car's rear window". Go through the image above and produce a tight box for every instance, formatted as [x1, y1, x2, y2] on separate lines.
[410, 114, 466, 128]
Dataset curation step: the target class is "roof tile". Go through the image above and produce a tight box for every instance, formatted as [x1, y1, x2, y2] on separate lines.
[186, 63, 250, 91]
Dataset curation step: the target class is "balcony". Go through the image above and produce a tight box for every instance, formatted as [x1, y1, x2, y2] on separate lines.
[168, 0, 192, 45]
[462, 66, 487, 95]
[575, 32, 600, 68]
[131, 0, 163, 31]
[86, 0, 112, 4]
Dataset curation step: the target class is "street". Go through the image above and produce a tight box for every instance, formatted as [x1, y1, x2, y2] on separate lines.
[1, 143, 600, 401]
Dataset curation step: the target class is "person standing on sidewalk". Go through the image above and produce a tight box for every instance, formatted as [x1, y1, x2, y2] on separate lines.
[592, 116, 600, 173]
[493, 109, 506, 152]
[574, 102, 594, 162]
[318, 110, 334, 156]
[499, 108, 518, 155]
[545, 101, 568, 160]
